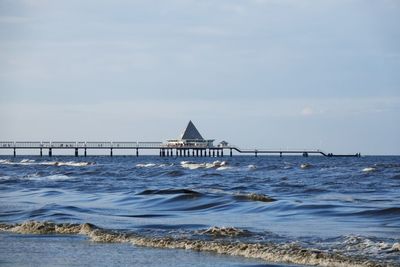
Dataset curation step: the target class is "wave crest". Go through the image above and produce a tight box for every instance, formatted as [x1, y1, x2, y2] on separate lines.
[235, 193, 276, 203]
[0, 221, 393, 267]
[198, 226, 252, 237]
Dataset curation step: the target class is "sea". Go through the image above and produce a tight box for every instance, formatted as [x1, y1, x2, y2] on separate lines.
[0, 155, 399, 267]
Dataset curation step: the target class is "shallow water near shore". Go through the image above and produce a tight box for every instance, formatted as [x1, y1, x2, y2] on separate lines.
[1, 155, 399, 266]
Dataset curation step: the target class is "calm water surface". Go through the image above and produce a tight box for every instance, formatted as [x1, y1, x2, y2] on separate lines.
[0, 156, 399, 266]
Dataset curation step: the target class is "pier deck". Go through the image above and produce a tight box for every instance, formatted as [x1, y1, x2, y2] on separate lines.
[0, 141, 360, 157]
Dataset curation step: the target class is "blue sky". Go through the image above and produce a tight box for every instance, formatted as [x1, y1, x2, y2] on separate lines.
[0, 0, 399, 154]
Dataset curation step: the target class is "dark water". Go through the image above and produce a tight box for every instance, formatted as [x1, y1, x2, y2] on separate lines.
[0, 156, 399, 266]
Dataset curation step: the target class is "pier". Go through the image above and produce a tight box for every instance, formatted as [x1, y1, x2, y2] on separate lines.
[0, 121, 361, 158]
[0, 141, 360, 158]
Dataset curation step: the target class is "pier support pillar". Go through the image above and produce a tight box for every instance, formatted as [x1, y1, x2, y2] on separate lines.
[212, 150, 215, 157]
[196, 149, 199, 157]
[179, 149, 182, 157]
[49, 148, 52, 157]
[167, 149, 170, 157]
[13, 148, 16, 157]
[192, 149, 195, 157]
[217, 150, 220, 157]
[75, 148, 78, 157]
[230, 148, 232, 157]
[280, 152, 282, 157]
[110, 148, 113, 157]
[221, 149, 223, 157]
[159, 149, 162, 157]
[255, 151, 258, 157]
[303, 152, 308, 157]
[136, 148, 139, 157]
[209, 149, 211, 157]
[40, 148, 43, 157]
[84, 148, 87, 157]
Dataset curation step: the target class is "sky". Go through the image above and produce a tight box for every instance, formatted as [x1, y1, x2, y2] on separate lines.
[0, 0, 399, 155]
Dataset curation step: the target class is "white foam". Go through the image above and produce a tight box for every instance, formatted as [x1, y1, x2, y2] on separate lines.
[362, 167, 376, 172]
[0, 175, 11, 180]
[300, 163, 312, 169]
[0, 221, 389, 267]
[248, 164, 257, 170]
[181, 161, 230, 170]
[40, 161, 93, 167]
[136, 163, 157, 168]
[24, 174, 73, 181]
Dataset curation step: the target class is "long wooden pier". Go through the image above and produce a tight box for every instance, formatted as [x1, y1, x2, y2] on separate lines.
[0, 141, 360, 157]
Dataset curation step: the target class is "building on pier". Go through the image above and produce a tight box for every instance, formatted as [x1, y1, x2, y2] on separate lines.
[166, 121, 214, 148]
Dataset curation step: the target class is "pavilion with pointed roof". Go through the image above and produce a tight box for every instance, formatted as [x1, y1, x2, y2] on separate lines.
[166, 121, 215, 147]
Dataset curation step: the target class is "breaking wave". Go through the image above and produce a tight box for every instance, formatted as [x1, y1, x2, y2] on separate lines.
[0, 221, 396, 267]
[180, 161, 230, 170]
[0, 159, 94, 167]
[363, 167, 377, 173]
[198, 226, 252, 237]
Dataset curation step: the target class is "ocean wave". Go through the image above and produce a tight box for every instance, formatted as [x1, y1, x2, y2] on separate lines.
[0, 221, 395, 267]
[353, 207, 400, 217]
[180, 161, 230, 170]
[136, 163, 157, 168]
[137, 188, 202, 196]
[335, 235, 400, 257]
[363, 167, 377, 173]
[136, 163, 173, 168]
[24, 174, 74, 181]
[198, 226, 252, 237]
[40, 161, 95, 167]
[234, 193, 276, 203]
[0, 159, 94, 167]
[300, 163, 312, 169]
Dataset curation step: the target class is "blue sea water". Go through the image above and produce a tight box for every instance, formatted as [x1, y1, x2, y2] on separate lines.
[0, 156, 399, 266]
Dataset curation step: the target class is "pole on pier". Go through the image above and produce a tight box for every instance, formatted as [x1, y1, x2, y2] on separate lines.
[230, 148, 232, 157]
[49, 148, 52, 157]
[75, 148, 78, 157]
[84, 148, 87, 157]
[136, 148, 139, 157]
[40, 148, 43, 157]
[110, 148, 113, 157]
[13, 148, 16, 157]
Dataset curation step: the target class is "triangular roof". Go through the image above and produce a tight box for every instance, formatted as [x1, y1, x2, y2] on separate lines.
[180, 121, 204, 140]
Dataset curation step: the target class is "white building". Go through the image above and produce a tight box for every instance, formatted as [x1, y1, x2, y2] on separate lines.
[166, 121, 214, 148]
